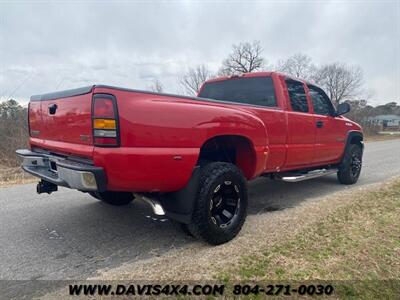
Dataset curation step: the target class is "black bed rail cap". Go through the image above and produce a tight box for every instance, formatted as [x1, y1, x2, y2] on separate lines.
[30, 85, 94, 101]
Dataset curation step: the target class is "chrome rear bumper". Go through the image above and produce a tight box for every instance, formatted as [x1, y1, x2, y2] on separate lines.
[16, 149, 106, 192]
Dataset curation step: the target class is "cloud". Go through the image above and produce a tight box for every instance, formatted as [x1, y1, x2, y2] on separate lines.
[0, 1, 398, 104]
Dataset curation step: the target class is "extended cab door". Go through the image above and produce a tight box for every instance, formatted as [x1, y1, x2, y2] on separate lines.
[283, 79, 316, 168]
[307, 84, 345, 164]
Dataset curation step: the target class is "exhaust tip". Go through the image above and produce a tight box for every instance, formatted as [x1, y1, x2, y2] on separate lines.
[134, 193, 165, 216]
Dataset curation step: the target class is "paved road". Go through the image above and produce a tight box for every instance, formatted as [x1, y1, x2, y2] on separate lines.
[0, 139, 399, 281]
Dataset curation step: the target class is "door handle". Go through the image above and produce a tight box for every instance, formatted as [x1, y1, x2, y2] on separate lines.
[316, 120, 324, 128]
[48, 104, 58, 115]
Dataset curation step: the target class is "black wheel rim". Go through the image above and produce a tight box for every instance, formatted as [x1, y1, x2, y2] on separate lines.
[350, 153, 362, 177]
[209, 180, 240, 228]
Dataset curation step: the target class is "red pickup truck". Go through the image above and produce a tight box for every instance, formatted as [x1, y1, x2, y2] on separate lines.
[17, 72, 363, 244]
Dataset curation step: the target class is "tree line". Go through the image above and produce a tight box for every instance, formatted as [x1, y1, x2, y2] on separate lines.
[0, 99, 28, 167]
[174, 40, 365, 107]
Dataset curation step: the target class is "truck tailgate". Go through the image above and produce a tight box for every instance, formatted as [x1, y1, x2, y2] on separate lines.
[29, 86, 94, 157]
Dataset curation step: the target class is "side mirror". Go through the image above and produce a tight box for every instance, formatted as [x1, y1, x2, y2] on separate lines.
[336, 102, 351, 116]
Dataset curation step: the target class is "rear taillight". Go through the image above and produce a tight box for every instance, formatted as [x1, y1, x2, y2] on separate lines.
[28, 102, 31, 137]
[92, 94, 119, 147]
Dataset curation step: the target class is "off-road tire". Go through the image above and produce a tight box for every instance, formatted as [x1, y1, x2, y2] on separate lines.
[187, 162, 247, 245]
[89, 191, 134, 206]
[337, 144, 363, 185]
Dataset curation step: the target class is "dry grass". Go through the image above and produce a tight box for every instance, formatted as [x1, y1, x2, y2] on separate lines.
[233, 179, 400, 279]
[220, 178, 400, 298]
[364, 134, 400, 142]
[0, 165, 35, 187]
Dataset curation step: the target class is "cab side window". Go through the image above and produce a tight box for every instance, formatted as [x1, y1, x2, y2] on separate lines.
[285, 79, 309, 113]
[308, 85, 335, 116]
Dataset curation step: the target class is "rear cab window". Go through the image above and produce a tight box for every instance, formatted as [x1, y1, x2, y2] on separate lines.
[198, 76, 277, 107]
[285, 79, 309, 113]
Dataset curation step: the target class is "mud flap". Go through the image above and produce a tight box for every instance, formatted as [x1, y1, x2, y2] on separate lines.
[159, 166, 201, 224]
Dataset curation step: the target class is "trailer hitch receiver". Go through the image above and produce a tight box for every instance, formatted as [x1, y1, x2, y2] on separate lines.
[36, 180, 58, 194]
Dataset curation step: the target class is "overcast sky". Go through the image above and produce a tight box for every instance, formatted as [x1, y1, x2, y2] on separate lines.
[0, 0, 399, 105]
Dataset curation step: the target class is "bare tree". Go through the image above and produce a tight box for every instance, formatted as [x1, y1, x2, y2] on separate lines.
[313, 62, 364, 105]
[180, 64, 213, 96]
[218, 41, 265, 76]
[276, 53, 316, 80]
[148, 79, 163, 93]
[345, 99, 369, 124]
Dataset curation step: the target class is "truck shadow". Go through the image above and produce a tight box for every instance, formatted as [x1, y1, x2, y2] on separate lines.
[247, 175, 345, 214]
